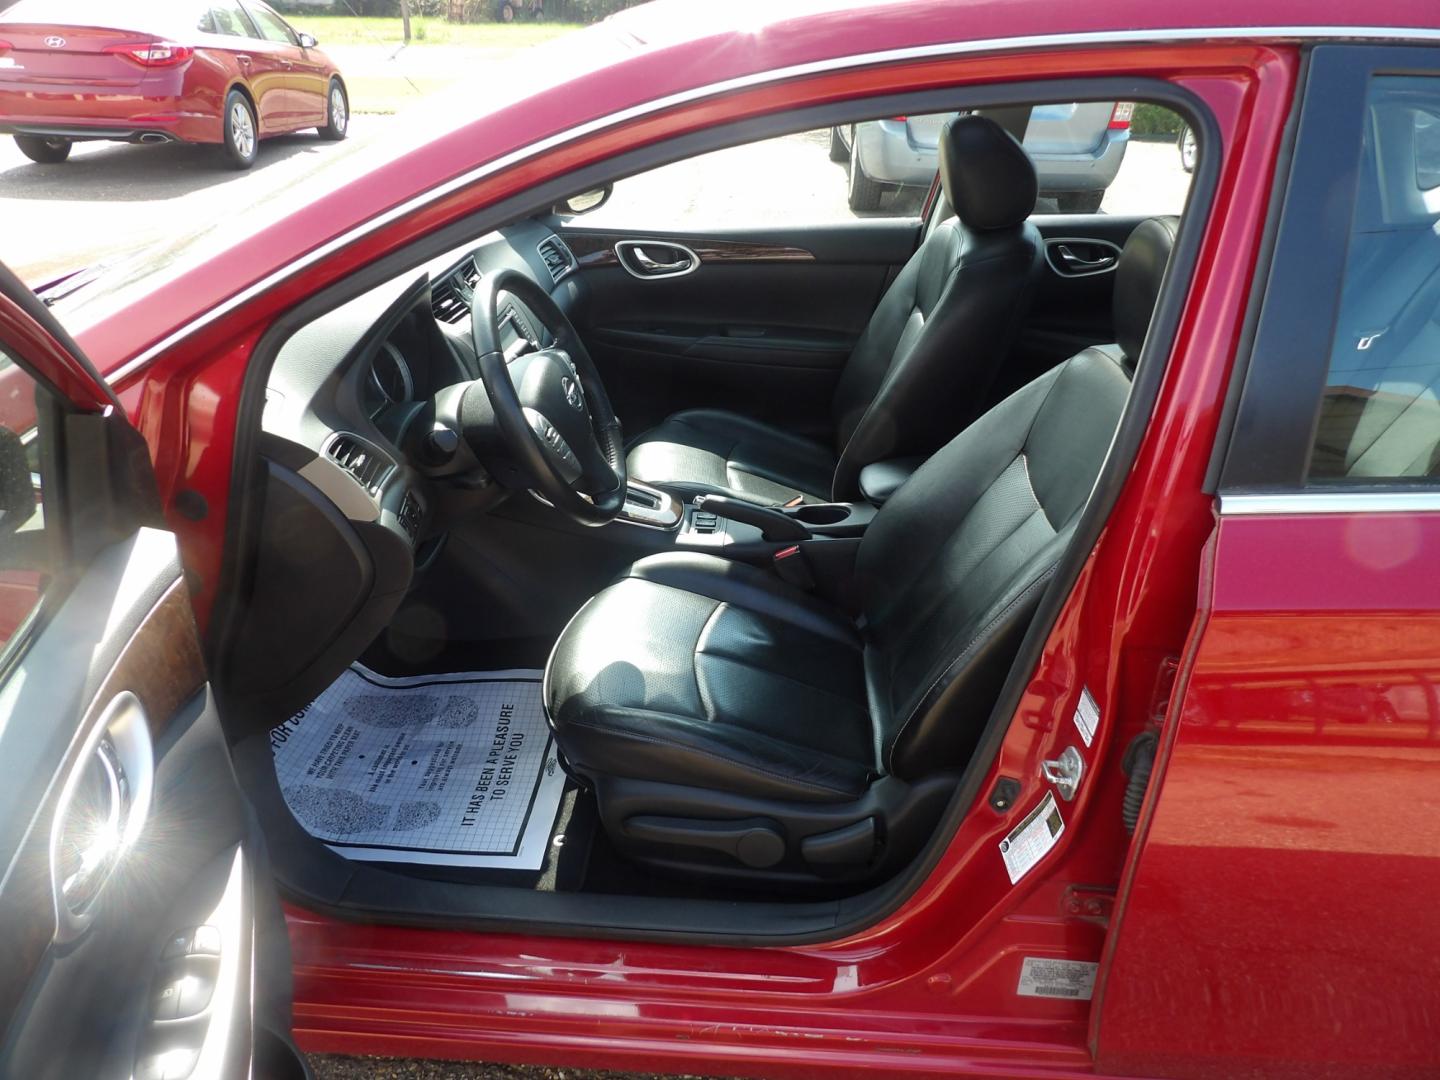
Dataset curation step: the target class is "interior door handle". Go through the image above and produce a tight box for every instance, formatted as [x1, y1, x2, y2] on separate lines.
[1055, 245, 1114, 270]
[633, 248, 690, 273]
[1045, 238, 1123, 278]
[49, 692, 154, 943]
[614, 240, 700, 279]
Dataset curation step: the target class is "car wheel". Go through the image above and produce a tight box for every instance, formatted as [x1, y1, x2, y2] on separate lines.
[14, 135, 71, 165]
[847, 131, 883, 212]
[498, 1, 515, 21]
[221, 90, 258, 170]
[318, 79, 348, 141]
[829, 126, 849, 163]
[1179, 125, 1197, 173]
[1056, 190, 1104, 213]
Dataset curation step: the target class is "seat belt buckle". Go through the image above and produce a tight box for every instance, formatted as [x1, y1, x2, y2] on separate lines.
[772, 544, 815, 590]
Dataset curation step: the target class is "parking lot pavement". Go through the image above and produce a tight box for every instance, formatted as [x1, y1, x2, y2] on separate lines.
[0, 114, 400, 287]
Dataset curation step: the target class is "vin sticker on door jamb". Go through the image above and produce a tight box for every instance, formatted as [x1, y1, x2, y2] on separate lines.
[1017, 957, 1098, 1000]
[1073, 687, 1099, 747]
[999, 791, 1064, 884]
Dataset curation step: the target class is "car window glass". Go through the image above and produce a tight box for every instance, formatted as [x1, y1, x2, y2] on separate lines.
[1030, 102, 1191, 216]
[0, 349, 54, 653]
[586, 100, 1192, 230]
[1308, 76, 1440, 482]
[203, 2, 258, 37]
[244, 2, 298, 46]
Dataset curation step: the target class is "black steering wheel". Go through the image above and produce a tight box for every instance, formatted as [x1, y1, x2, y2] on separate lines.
[469, 269, 626, 526]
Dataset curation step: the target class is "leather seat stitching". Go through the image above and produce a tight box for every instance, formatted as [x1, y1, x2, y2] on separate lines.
[885, 568, 1055, 773]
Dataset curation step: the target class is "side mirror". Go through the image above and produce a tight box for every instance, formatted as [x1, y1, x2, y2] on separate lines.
[297, 32, 318, 48]
[555, 185, 612, 216]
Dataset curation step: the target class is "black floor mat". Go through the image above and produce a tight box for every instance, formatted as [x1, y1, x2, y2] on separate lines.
[362, 632, 556, 678]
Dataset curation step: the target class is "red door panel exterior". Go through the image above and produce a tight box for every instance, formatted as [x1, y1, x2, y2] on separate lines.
[1095, 509, 1440, 1079]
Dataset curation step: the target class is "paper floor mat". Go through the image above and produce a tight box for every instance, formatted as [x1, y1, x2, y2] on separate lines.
[270, 665, 565, 869]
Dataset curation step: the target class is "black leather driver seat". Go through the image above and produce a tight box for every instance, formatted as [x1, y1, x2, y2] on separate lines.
[626, 115, 1044, 504]
[545, 217, 1177, 884]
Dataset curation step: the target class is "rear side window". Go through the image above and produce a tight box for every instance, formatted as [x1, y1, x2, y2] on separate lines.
[1308, 76, 1440, 481]
[202, 2, 258, 37]
[243, 1, 297, 46]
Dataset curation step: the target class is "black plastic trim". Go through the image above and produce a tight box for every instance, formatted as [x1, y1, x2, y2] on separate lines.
[215, 73, 1219, 947]
[1202, 48, 1310, 493]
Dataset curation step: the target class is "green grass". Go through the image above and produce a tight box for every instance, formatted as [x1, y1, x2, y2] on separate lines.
[297, 15, 581, 49]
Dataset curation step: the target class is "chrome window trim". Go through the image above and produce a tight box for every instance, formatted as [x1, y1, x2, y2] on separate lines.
[1221, 491, 1440, 515]
[105, 23, 1440, 386]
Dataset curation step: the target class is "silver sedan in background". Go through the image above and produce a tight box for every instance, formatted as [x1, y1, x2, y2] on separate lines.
[832, 101, 1133, 211]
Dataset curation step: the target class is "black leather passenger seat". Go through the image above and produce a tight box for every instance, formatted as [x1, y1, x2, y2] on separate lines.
[544, 216, 1178, 887]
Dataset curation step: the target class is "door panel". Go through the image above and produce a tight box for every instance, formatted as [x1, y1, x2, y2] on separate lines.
[1000, 214, 1153, 400]
[562, 220, 918, 439]
[289, 46, 329, 125]
[0, 276, 303, 1079]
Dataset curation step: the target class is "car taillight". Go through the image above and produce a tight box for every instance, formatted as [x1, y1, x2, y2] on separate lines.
[104, 42, 194, 67]
[891, 116, 908, 122]
[0, 40, 11, 54]
[1108, 102, 1135, 130]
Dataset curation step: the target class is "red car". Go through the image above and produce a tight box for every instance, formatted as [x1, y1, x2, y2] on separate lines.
[0, 0, 347, 169]
[1, 1, 1439, 1078]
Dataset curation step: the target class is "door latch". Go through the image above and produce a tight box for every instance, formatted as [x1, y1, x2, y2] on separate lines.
[1040, 745, 1085, 802]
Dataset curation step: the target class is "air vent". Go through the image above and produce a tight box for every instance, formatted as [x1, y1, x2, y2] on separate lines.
[430, 277, 468, 324]
[431, 258, 482, 323]
[537, 235, 576, 284]
[457, 258, 481, 293]
[326, 434, 393, 496]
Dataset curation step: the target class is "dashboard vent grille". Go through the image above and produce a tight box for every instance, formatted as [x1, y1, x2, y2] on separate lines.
[326, 434, 393, 496]
[537, 235, 576, 285]
[457, 258, 481, 293]
[430, 277, 468, 324]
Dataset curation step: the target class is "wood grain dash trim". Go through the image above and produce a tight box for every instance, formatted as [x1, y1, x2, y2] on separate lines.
[561, 232, 815, 270]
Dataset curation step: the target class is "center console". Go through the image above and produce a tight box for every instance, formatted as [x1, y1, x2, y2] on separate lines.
[611, 482, 878, 606]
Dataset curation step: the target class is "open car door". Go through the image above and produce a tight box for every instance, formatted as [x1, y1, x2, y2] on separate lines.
[0, 267, 309, 1080]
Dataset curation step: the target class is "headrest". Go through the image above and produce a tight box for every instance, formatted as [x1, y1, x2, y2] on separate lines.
[939, 115, 1038, 231]
[1113, 216, 1178, 367]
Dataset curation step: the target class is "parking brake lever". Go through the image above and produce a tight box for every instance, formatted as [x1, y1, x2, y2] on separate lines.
[693, 494, 810, 542]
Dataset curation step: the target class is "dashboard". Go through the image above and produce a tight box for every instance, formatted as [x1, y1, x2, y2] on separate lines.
[234, 218, 581, 718]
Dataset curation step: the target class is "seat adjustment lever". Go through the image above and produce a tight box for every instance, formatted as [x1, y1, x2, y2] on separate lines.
[623, 814, 786, 868]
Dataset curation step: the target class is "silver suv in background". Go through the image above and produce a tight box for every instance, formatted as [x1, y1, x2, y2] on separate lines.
[832, 102, 1133, 211]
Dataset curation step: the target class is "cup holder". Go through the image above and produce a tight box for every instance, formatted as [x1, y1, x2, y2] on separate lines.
[792, 503, 850, 526]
